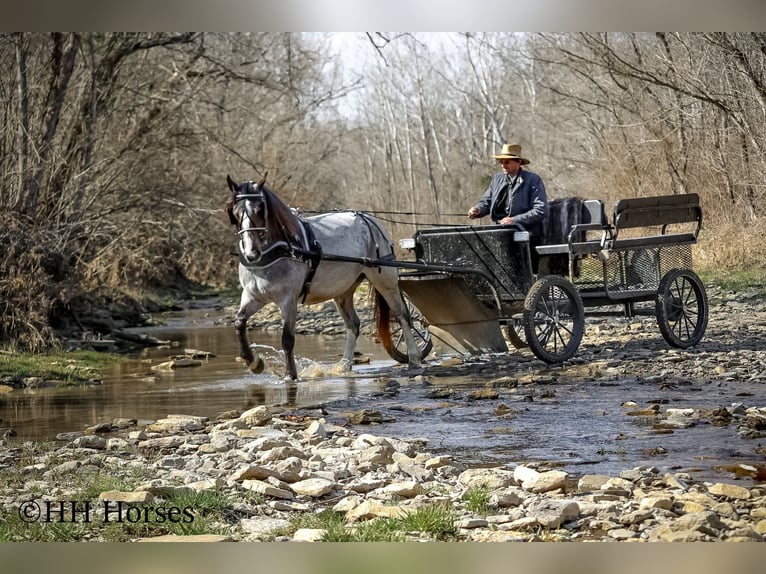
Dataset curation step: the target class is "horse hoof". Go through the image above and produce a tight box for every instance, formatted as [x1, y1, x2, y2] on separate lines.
[331, 358, 353, 374]
[407, 366, 425, 376]
[250, 357, 265, 374]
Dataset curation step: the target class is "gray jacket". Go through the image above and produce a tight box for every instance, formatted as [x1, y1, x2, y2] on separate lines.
[474, 169, 548, 239]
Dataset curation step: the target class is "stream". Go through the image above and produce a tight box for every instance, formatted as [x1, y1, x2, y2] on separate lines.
[2, 301, 764, 485]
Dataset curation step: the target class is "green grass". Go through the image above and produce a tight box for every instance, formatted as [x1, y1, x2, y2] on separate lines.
[462, 485, 493, 516]
[697, 267, 766, 294]
[274, 504, 459, 542]
[0, 483, 236, 542]
[0, 350, 123, 385]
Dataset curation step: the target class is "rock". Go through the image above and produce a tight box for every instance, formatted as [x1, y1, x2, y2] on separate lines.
[238, 406, 273, 427]
[98, 490, 154, 504]
[293, 528, 326, 542]
[459, 468, 516, 490]
[240, 517, 292, 538]
[290, 478, 335, 498]
[520, 469, 569, 494]
[527, 499, 579, 528]
[72, 436, 107, 450]
[345, 500, 408, 522]
[376, 480, 422, 498]
[241, 479, 294, 500]
[348, 409, 383, 425]
[708, 482, 752, 500]
[138, 534, 233, 542]
[578, 474, 611, 492]
[146, 416, 206, 433]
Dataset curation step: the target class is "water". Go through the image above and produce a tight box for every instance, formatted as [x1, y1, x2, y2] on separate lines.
[1, 305, 764, 485]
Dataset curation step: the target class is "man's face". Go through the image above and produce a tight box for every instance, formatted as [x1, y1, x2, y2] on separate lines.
[499, 158, 520, 175]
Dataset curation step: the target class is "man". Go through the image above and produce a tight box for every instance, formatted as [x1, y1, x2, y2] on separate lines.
[467, 143, 548, 243]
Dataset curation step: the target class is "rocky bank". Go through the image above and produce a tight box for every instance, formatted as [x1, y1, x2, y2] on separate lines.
[1, 402, 765, 542]
[2, 284, 766, 542]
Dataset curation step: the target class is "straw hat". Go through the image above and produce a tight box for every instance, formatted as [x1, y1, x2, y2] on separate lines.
[491, 143, 530, 165]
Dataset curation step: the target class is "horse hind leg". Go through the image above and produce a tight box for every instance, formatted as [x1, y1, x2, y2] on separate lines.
[333, 288, 361, 373]
[368, 273, 422, 369]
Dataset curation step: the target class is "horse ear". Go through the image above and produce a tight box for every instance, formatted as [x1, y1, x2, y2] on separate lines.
[257, 172, 268, 187]
[227, 174, 237, 192]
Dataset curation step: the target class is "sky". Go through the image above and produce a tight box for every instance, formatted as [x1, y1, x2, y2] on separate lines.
[4, 0, 765, 30]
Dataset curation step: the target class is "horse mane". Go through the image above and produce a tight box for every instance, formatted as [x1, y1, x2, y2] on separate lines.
[261, 184, 303, 244]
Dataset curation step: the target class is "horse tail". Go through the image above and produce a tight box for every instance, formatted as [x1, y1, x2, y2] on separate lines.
[373, 288, 391, 345]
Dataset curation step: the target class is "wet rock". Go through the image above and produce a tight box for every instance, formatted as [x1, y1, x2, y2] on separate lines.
[348, 409, 384, 425]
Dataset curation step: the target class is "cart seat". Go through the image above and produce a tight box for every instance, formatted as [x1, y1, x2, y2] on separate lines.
[537, 197, 609, 256]
[612, 193, 701, 242]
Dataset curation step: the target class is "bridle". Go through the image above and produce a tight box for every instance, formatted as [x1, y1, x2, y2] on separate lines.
[231, 182, 268, 236]
[229, 180, 296, 268]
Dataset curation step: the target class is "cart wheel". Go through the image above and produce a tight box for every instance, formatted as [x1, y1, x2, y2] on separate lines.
[505, 318, 528, 349]
[523, 275, 585, 364]
[377, 291, 433, 363]
[655, 269, 708, 348]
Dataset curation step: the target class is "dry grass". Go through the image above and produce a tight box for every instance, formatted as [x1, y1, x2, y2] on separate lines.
[695, 219, 766, 290]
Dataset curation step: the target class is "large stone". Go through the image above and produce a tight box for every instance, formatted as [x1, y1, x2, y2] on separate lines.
[145, 416, 205, 433]
[240, 517, 291, 537]
[527, 499, 580, 528]
[238, 406, 273, 427]
[358, 445, 394, 465]
[139, 534, 232, 542]
[376, 480, 422, 498]
[229, 464, 274, 481]
[241, 479, 294, 499]
[72, 435, 107, 450]
[293, 528, 326, 542]
[577, 474, 611, 492]
[345, 500, 408, 522]
[522, 470, 569, 494]
[290, 478, 335, 498]
[459, 468, 516, 490]
[98, 490, 154, 504]
[708, 482, 752, 500]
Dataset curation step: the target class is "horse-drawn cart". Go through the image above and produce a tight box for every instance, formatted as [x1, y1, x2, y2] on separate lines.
[226, 175, 707, 379]
[377, 193, 708, 365]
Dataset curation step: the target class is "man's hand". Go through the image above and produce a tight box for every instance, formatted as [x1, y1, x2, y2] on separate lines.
[499, 216, 515, 226]
[467, 206, 480, 219]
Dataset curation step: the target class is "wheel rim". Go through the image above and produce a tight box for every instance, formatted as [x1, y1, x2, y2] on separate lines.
[664, 275, 701, 341]
[532, 283, 582, 362]
[532, 284, 578, 356]
[391, 304, 432, 357]
[506, 319, 528, 349]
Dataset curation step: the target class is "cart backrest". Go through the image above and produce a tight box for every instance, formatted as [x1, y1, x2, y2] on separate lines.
[613, 193, 701, 237]
[545, 197, 608, 245]
[582, 199, 608, 228]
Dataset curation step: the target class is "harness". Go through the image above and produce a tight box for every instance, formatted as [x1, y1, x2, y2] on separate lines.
[232, 188, 393, 304]
[297, 219, 322, 303]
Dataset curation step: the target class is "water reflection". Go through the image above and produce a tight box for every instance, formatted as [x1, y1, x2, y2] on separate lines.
[0, 323, 397, 441]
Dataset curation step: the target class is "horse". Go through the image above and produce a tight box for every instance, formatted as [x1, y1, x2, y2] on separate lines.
[225, 174, 423, 380]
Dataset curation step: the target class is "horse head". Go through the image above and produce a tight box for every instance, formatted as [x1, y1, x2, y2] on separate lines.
[226, 174, 303, 266]
[226, 174, 273, 264]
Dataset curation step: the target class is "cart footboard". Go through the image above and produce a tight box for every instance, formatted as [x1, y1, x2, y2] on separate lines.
[399, 275, 508, 355]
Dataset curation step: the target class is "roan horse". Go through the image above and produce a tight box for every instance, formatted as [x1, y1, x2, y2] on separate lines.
[226, 174, 423, 380]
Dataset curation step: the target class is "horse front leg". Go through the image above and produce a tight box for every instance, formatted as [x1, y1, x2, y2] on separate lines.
[277, 295, 299, 381]
[235, 295, 265, 373]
